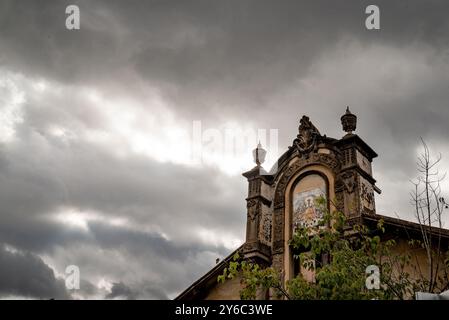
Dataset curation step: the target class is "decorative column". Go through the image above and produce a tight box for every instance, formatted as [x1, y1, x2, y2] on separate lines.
[336, 107, 381, 226]
[241, 143, 272, 265]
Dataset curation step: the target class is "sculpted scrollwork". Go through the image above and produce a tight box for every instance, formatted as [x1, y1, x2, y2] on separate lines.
[246, 199, 259, 221]
[360, 180, 375, 208]
[272, 208, 284, 253]
[340, 171, 357, 194]
[246, 199, 258, 208]
[334, 179, 345, 212]
[293, 116, 321, 156]
[260, 213, 272, 244]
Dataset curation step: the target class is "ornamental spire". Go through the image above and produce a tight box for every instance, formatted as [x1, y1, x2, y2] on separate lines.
[341, 106, 357, 135]
[252, 141, 266, 166]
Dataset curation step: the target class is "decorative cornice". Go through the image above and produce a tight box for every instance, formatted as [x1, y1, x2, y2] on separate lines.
[246, 195, 272, 207]
[242, 240, 271, 263]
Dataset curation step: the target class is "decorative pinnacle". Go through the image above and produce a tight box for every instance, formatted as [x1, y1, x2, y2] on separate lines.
[252, 141, 266, 166]
[341, 106, 357, 134]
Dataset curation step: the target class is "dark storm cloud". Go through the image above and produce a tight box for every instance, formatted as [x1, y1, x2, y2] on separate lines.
[77, 279, 99, 298]
[106, 282, 136, 300]
[0, 0, 124, 84]
[0, 244, 69, 299]
[1, 0, 449, 299]
[0, 72, 246, 253]
[2, 0, 449, 118]
[106, 281, 168, 300]
[0, 103, 242, 298]
[88, 221, 229, 262]
[0, 133, 245, 252]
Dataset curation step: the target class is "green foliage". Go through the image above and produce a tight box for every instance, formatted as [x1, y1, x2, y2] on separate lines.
[285, 206, 403, 300]
[218, 252, 285, 299]
[218, 196, 449, 300]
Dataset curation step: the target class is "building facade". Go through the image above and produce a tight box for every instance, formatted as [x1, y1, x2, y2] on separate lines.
[177, 108, 449, 300]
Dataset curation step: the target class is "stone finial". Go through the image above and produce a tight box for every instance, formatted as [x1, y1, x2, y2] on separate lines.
[341, 106, 357, 134]
[252, 142, 266, 166]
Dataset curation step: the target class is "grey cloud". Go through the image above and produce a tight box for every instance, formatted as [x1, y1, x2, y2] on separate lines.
[88, 221, 229, 262]
[106, 281, 168, 300]
[1, 0, 449, 299]
[76, 279, 100, 298]
[42, 222, 226, 300]
[0, 102, 242, 298]
[2, 0, 449, 118]
[0, 244, 69, 299]
[106, 282, 136, 300]
[0, 94, 246, 251]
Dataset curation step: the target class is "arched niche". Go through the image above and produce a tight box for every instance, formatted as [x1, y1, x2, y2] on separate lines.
[271, 153, 340, 284]
[290, 172, 329, 232]
[282, 164, 336, 282]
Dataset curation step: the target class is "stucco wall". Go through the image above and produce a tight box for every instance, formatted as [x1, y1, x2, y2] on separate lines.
[389, 237, 447, 289]
[204, 276, 242, 300]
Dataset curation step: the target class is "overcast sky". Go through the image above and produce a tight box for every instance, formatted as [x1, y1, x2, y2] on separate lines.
[1, 0, 449, 299]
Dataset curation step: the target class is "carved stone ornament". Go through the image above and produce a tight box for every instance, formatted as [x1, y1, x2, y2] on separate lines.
[260, 214, 272, 244]
[335, 178, 344, 193]
[248, 209, 257, 221]
[341, 171, 356, 193]
[341, 106, 357, 134]
[334, 178, 345, 212]
[246, 199, 258, 208]
[272, 208, 285, 253]
[247, 199, 259, 222]
[361, 181, 375, 206]
[293, 116, 321, 155]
